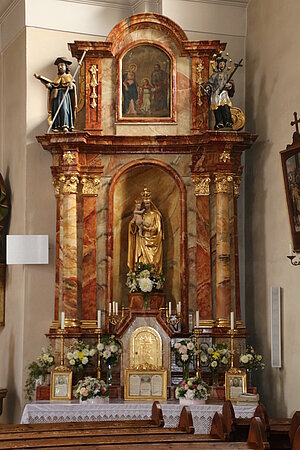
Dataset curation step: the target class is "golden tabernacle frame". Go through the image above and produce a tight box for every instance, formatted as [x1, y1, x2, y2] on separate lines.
[50, 368, 72, 401]
[124, 369, 167, 401]
[225, 368, 247, 403]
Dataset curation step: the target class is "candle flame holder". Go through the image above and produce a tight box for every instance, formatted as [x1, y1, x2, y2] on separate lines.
[109, 306, 126, 327]
[193, 326, 203, 378]
[95, 327, 102, 379]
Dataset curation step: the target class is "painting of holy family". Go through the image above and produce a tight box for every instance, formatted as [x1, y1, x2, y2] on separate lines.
[121, 44, 172, 119]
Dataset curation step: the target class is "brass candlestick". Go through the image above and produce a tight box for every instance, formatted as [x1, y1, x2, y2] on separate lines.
[57, 328, 67, 368]
[193, 327, 202, 378]
[166, 306, 181, 327]
[229, 328, 238, 369]
[96, 327, 102, 380]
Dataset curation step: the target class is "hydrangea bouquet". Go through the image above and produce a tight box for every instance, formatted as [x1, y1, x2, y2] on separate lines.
[172, 339, 196, 379]
[66, 340, 96, 372]
[175, 377, 210, 401]
[200, 343, 231, 384]
[239, 345, 264, 371]
[74, 377, 109, 402]
[126, 262, 165, 308]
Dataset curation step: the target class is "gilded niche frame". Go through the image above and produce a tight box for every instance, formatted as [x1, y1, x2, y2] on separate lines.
[117, 41, 176, 123]
[124, 369, 167, 401]
[281, 143, 300, 251]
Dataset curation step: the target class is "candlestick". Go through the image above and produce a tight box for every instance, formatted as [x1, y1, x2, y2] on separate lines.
[195, 310, 199, 328]
[109, 302, 111, 316]
[177, 302, 181, 314]
[97, 310, 101, 329]
[115, 302, 118, 315]
[230, 311, 235, 330]
[168, 302, 172, 316]
[96, 327, 101, 380]
[61, 311, 65, 330]
[289, 243, 293, 255]
[58, 328, 67, 367]
[193, 326, 202, 379]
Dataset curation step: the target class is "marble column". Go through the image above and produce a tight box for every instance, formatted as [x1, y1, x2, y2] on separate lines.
[53, 177, 61, 322]
[233, 176, 244, 327]
[193, 175, 214, 327]
[215, 174, 233, 327]
[80, 175, 100, 327]
[60, 174, 80, 327]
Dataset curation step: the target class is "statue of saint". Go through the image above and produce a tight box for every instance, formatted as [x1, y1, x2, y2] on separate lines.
[127, 188, 163, 274]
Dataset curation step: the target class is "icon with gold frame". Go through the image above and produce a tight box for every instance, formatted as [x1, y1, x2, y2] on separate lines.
[225, 368, 247, 403]
[124, 369, 167, 401]
[50, 368, 72, 401]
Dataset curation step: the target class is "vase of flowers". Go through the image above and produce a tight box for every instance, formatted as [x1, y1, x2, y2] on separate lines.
[25, 347, 55, 401]
[239, 345, 264, 388]
[175, 377, 210, 405]
[66, 340, 96, 381]
[200, 343, 231, 386]
[75, 377, 109, 404]
[172, 339, 196, 380]
[97, 335, 122, 386]
[126, 262, 165, 309]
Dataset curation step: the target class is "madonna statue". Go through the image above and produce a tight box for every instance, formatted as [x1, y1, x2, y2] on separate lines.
[127, 187, 163, 274]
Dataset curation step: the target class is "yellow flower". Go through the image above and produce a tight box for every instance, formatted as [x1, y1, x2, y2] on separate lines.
[78, 351, 84, 360]
[212, 351, 220, 360]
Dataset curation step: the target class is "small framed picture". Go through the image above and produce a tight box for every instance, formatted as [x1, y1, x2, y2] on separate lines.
[50, 369, 72, 401]
[225, 369, 246, 402]
[124, 369, 167, 401]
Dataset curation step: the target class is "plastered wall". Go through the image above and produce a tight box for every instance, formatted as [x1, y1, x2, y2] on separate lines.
[246, 0, 300, 417]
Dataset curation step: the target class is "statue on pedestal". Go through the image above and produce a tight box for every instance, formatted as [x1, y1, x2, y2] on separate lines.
[127, 187, 163, 275]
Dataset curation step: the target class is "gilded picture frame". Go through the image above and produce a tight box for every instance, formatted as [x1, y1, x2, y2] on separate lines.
[118, 42, 175, 122]
[225, 369, 246, 403]
[50, 368, 72, 401]
[124, 369, 167, 401]
[281, 144, 300, 251]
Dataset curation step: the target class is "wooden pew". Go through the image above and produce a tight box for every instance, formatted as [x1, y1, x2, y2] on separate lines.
[292, 425, 300, 450]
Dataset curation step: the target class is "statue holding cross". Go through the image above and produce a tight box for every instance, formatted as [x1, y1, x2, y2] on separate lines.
[291, 111, 300, 135]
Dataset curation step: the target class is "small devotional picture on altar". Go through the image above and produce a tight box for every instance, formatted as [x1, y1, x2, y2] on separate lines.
[50, 370, 72, 401]
[124, 369, 167, 401]
[225, 371, 246, 403]
[119, 44, 173, 121]
[281, 147, 300, 251]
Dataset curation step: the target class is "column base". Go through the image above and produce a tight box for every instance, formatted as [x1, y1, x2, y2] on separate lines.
[215, 318, 230, 328]
[198, 319, 215, 328]
[236, 319, 246, 329]
[80, 320, 97, 330]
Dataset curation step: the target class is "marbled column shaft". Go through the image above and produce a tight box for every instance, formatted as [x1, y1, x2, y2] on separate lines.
[196, 195, 212, 319]
[82, 196, 97, 320]
[54, 196, 60, 321]
[62, 194, 78, 320]
[234, 196, 241, 321]
[215, 180, 232, 322]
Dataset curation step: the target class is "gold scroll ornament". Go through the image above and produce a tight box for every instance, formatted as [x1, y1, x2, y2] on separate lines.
[196, 61, 204, 107]
[130, 326, 162, 370]
[89, 65, 98, 109]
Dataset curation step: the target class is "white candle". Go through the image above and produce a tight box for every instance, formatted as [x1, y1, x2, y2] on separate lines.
[112, 301, 115, 315]
[168, 302, 172, 316]
[289, 243, 293, 255]
[231, 311, 235, 330]
[97, 310, 101, 328]
[177, 302, 181, 314]
[195, 310, 199, 328]
[115, 302, 118, 315]
[61, 311, 65, 330]
[109, 303, 111, 316]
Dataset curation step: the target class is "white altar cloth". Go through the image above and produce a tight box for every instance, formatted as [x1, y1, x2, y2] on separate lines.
[21, 401, 256, 434]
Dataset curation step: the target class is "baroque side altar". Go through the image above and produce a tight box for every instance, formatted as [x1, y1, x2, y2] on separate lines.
[36, 12, 257, 399]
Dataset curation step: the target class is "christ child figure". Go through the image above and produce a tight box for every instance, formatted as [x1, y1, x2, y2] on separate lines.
[133, 199, 146, 237]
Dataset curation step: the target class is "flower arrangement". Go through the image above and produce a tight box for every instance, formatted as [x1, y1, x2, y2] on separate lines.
[175, 377, 210, 401]
[126, 262, 165, 307]
[74, 377, 109, 402]
[25, 347, 55, 401]
[172, 339, 196, 378]
[66, 340, 96, 372]
[200, 343, 231, 374]
[97, 335, 122, 367]
[239, 345, 264, 371]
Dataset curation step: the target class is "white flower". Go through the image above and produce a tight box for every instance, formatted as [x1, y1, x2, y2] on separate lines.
[187, 380, 193, 386]
[138, 277, 153, 293]
[211, 361, 217, 368]
[187, 342, 194, 351]
[185, 389, 195, 400]
[139, 269, 150, 278]
[257, 355, 262, 361]
[240, 355, 249, 364]
[221, 357, 228, 365]
[73, 350, 79, 359]
[69, 359, 76, 365]
[207, 347, 214, 354]
[103, 350, 111, 359]
[83, 349, 89, 356]
[97, 343, 104, 352]
[247, 354, 253, 360]
[200, 355, 208, 363]
[89, 349, 96, 357]
[48, 357, 53, 363]
[110, 345, 118, 353]
[82, 357, 88, 365]
[181, 354, 189, 362]
[179, 345, 187, 354]
[174, 343, 181, 349]
[67, 352, 74, 360]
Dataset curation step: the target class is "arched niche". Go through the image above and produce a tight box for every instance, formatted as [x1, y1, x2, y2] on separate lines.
[108, 160, 187, 311]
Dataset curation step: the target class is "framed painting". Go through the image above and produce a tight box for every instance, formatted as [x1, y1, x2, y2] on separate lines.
[225, 369, 246, 403]
[281, 143, 300, 251]
[118, 43, 175, 122]
[124, 369, 167, 401]
[50, 369, 72, 401]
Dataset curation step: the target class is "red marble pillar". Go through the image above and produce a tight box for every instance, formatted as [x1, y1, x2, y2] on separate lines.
[193, 175, 213, 326]
[233, 176, 244, 327]
[61, 174, 80, 327]
[215, 174, 233, 327]
[54, 184, 60, 322]
[81, 176, 100, 326]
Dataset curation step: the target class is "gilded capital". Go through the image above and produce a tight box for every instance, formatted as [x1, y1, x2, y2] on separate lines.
[52, 177, 60, 197]
[192, 175, 211, 196]
[233, 176, 241, 197]
[81, 175, 101, 195]
[62, 151, 76, 165]
[60, 174, 79, 194]
[215, 174, 233, 194]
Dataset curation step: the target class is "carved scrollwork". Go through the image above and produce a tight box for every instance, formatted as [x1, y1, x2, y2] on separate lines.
[233, 176, 241, 197]
[215, 174, 233, 194]
[89, 65, 98, 109]
[192, 175, 211, 196]
[195, 60, 204, 107]
[52, 177, 61, 197]
[81, 175, 101, 195]
[60, 175, 79, 194]
[62, 151, 76, 165]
